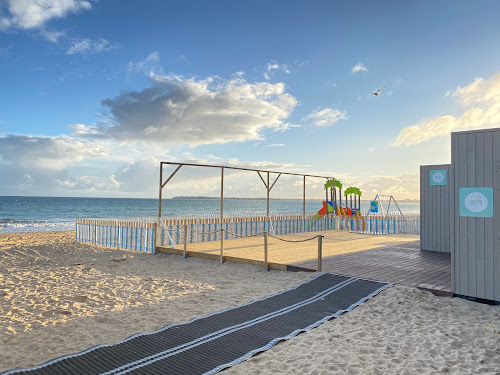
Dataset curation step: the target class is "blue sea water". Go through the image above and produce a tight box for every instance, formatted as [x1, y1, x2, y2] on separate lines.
[0, 196, 420, 233]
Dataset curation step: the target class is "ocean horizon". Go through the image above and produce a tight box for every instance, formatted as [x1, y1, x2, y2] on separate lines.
[0, 196, 420, 233]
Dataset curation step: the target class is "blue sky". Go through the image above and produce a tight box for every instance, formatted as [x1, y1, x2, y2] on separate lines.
[1, 0, 500, 199]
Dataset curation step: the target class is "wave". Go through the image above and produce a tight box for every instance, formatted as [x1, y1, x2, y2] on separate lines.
[0, 219, 75, 233]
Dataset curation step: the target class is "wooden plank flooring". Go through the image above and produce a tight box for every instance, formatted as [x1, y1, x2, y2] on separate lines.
[157, 230, 451, 295]
[292, 241, 452, 294]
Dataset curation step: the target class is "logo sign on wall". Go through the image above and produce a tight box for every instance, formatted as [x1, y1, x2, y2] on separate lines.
[430, 170, 447, 185]
[459, 187, 494, 218]
[369, 201, 379, 213]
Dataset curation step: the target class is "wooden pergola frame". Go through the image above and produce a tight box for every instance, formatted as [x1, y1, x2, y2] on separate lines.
[158, 162, 336, 218]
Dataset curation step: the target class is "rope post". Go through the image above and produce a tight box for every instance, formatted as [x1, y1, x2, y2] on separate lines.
[183, 225, 188, 259]
[220, 228, 224, 264]
[317, 235, 323, 272]
[264, 232, 269, 271]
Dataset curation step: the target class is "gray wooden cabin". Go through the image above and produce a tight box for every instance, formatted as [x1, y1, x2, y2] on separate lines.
[420, 164, 452, 253]
[421, 127, 499, 302]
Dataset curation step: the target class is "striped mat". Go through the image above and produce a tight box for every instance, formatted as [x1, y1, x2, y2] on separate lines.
[3, 273, 390, 375]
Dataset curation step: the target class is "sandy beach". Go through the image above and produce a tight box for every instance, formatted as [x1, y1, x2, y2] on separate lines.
[0, 231, 498, 374]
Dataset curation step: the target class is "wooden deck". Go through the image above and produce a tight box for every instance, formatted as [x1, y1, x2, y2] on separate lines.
[292, 241, 451, 295]
[157, 230, 451, 296]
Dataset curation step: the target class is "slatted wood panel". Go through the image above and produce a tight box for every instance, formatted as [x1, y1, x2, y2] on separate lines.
[292, 241, 451, 293]
[420, 164, 452, 253]
[451, 128, 499, 302]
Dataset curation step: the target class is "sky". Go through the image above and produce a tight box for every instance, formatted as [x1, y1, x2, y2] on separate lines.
[1, 0, 500, 200]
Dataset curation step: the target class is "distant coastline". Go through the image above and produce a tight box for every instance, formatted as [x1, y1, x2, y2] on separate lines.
[172, 196, 420, 203]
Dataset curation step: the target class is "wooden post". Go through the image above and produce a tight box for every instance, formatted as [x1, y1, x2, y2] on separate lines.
[158, 162, 162, 218]
[266, 172, 270, 216]
[221, 167, 224, 219]
[220, 228, 224, 264]
[303, 175, 306, 216]
[264, 232, 269, 271]
[317, 235, 323, 272]
[183, 225, 188, 258]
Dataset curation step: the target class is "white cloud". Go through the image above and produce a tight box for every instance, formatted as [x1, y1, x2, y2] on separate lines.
[38, 28, 65, 42]
[267, 63, 280, 71]
[0, 0, 91, 30]
[74, 74, 298, 146]
[127, 51, 161, 74]
[266, 144, 285, 147]
[305, 107, 348, 127]
[394, 72, 500, 146]
[113, 158, 160, 193]
[352, 63, 368, 73]
[67, 38, 116, 55]
[356, 173, 419, 200]
[0, 135, 108, 170]
[264, 61, 290, 80]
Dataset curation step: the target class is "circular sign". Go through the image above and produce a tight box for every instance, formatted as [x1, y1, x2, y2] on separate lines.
[432, 172, 444, 183]
[464, 192, 488, 213]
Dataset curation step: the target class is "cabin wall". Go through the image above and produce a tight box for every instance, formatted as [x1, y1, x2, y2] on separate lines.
[451, 129, 499, 302]
[420, 164, 452, 253]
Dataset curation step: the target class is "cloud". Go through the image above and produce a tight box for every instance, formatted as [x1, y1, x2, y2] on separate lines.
[67, 38, 116, 55]
[394, 72, 500, 146]
[0, 134, 108, 170]
[267, 62, 290, 73]
[305, 107, 348, 127]
[264, 61, 290, 80]
[127, 51, 162, 75]
[38, 28, 66, 42]
[266, 144, 285, 147]
[356, 173, 419, 200]
[0, 0, 91, 30]
[73, 74, 298, 146]
[112, 158, 160, 193]
[352, 63, 367, 73]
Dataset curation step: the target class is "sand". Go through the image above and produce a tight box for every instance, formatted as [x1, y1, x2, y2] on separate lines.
[1, 231, 499, 374]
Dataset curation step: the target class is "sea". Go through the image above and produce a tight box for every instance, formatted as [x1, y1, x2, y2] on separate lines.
[0, 196, 420, 233]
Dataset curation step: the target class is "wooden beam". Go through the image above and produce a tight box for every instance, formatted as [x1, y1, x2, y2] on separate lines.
[161, 161, 334, 180]
[161, 165, 182, 189]
[257, 171, 268, 188]
[269, 173, 281, 191]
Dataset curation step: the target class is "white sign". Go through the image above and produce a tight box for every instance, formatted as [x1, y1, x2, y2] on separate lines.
[432, 172, 445, 183]
[464, 192, 489, 213]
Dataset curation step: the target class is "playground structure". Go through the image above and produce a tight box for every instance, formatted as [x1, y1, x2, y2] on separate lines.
[311, 179, 408, 233]
[75, 162, 420, 258]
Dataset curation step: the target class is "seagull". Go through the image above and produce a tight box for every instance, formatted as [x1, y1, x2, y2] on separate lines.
[372, 88, 382, 96]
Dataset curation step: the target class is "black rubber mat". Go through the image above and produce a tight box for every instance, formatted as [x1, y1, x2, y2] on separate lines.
[3, 273, 390, 375]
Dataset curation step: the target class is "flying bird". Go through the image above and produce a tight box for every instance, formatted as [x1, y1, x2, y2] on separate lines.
[372, 88, 382, 96]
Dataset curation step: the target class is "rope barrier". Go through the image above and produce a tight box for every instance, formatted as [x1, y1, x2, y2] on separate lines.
[187, 226, 221, 235]
[222, 228, 267, 238]
[159, 223, 322, 243]
[268, 233, 323, 243]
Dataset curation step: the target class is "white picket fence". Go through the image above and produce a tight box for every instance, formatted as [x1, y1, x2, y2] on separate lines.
[75, 219, 156, 253]
[75, 213, 420, 253]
